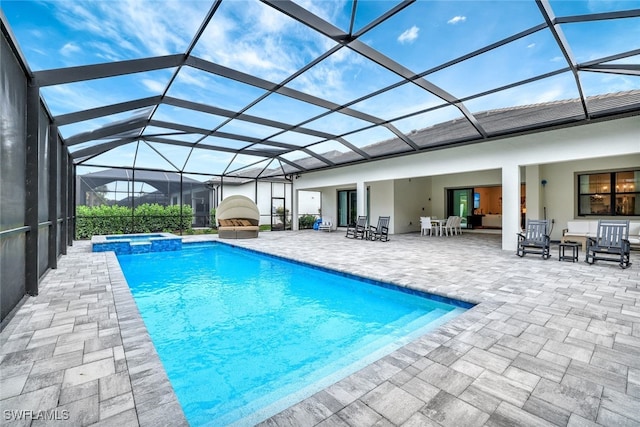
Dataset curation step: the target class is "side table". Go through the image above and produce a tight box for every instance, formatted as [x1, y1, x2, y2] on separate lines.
[559, 241, 579, 262]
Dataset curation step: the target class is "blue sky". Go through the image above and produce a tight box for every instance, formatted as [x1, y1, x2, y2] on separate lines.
[3, 0, 639, 179]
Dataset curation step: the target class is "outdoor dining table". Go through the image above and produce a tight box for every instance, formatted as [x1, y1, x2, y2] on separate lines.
[431, 219, 447, 236]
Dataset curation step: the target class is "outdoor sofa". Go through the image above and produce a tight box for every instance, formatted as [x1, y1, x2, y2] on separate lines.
[562, 220, 640, 251]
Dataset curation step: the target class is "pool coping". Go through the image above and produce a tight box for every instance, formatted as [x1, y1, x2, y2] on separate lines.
[106, 251, 189, 426]
[209, 239, 479, 309]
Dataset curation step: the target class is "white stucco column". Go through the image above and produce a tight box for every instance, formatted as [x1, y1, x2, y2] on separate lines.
[502, 163, 521, 251]
[357, 180, 367, 218]
[291, 186, 299, 231]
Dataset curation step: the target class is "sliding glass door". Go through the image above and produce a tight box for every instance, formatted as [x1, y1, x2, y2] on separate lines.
[447, 188, 473, 229]
[337, 190, 357, 227]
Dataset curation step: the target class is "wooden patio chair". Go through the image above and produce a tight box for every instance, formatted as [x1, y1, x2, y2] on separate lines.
[585, 219, 631, 269]
[516, 219, 550, 259]
[369, 216, 390, 242]
[345, 216, 368, 239]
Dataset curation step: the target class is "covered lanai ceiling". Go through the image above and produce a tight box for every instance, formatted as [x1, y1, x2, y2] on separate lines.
[3, 0, 640, 180]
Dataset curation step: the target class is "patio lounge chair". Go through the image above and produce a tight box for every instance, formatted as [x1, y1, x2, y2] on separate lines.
[345, 216, 368, 239]
[216, 195, 260, 239]
[369, 216, 390, 242]
[585, 219, 631, 269]
[516, 219, 550, 259]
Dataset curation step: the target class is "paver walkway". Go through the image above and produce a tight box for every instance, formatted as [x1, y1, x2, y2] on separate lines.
[1, 231, 639, 426]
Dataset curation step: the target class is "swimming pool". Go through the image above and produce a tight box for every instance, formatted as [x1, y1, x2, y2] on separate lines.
[117, 242, 471, 426]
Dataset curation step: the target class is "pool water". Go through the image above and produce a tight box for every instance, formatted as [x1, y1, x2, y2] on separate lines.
[117, 243, 469, 426]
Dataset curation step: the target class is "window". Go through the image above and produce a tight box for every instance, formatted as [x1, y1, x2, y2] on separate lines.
[578, 170, 640, 216]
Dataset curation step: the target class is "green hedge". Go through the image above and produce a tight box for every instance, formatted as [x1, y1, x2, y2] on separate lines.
[298, 214, 317, 229]
[76, 204, 193, 239]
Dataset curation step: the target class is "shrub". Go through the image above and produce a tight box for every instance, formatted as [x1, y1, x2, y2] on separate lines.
[75, 204, 194, 239]
[298, 214, 317, 229]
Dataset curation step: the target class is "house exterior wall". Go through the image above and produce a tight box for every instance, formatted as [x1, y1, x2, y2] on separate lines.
[293, 116, 640, 250]
[541, 154, 640, 239]
[430, 170, 502, 219]
[369, 180, 394, 232]
[392, 177, 430, 234]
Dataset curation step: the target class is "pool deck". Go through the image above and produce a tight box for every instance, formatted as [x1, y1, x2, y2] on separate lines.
[1, 231, 639, 426]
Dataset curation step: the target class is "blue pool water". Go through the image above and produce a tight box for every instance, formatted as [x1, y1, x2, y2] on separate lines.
[117, 242, 470, 426]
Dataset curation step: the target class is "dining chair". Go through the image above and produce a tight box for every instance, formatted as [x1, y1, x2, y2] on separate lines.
[420, 216, 433, 236]
[443, 216, 456, 236]
[453, 216, 463, 235]
[430, 218, 443, 236]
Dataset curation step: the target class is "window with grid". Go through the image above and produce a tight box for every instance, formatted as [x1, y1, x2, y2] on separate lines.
[578, 170, 640, 216]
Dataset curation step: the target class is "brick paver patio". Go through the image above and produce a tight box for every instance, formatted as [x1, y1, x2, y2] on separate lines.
[1, 231, 638, 426]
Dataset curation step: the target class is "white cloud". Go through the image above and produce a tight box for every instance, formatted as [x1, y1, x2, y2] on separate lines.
[550, 56, 564, 62]
[529, 86, 565, 104]
[398, 26, 419, 44]
[527, 43, 536, 49]
[192, 1, 318, 82]
[447, 16, 467, 25]
[52, 0, 202, 60]
[141, 79, 166, 94]
[60, 42, 81, 56]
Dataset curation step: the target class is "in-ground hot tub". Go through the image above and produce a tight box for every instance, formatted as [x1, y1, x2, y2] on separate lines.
[91, 232, 182, 255]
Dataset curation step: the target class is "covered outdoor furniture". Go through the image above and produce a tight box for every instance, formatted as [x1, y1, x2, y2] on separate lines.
[345, 216, 368, 239]
[585, 219, 631, 269]
[369, 216, 390, 241]
[517, 219, 551, 259]
[216, 195, 260, 239]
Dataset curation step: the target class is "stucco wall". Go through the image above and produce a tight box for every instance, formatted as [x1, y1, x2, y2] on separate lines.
[541, 154, 640, 240]
[393, 177, 431, 234]
[368, 180, 394, 232]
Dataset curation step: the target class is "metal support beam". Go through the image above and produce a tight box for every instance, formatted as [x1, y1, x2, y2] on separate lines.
[580, 64, 640, 77]
[556, 9, 640, 24]
[33, 54, 185, 87]
[65, 117, 147, 146]
[48, 123, 58, 269]
[69, 162, 75, 246]
[25, 83, 39, 296]
[536, 0, 589, 117]
[60, 147, 68, 255]
[54, 96, 161, 126]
